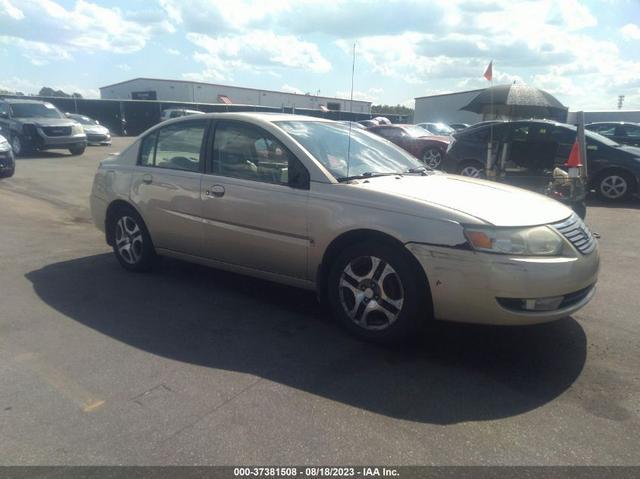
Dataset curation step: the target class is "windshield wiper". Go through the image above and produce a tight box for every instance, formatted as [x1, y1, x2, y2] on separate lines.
[337, 172, 399, 182]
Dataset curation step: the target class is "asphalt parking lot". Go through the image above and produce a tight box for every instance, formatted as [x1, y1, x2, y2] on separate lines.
[1, 137, 639, 465]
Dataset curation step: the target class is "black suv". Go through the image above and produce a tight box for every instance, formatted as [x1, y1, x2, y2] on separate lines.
[0, 99, 87, 156]
[443, 119, 640, 201]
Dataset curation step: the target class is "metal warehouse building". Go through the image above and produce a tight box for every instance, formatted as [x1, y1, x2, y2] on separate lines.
[100, 77, 372, 114]
[414, 89, 484, 125]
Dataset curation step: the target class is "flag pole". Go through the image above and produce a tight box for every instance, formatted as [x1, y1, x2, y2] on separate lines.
[486, 60, 495, 178]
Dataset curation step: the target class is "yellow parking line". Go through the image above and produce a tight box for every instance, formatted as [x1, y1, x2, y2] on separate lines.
[14, 351, 105, 413]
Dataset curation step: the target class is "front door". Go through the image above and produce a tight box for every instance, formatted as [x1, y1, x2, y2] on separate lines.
[130, 119, 208, 256]
[200, 120, 310, 280]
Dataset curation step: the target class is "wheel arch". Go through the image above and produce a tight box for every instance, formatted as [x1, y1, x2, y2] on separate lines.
[316, 229, 432, 314]
[589, 166, 638, 192]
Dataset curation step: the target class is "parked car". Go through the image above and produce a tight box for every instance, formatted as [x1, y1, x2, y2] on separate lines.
[338, 121, 366, 130]
[367, 124, 449, 168]
[449, 123, 470, 131]
[586, 122, 640, 147]
[65, 113, 112, 146]
[357, 119, 379, 128]
[90, 113, 599, 342]
[443, 119, 640, 201]
[0, 133, 15, 178]
[0, 99, 86, 156]
[417, 122, 455, 136]
[160, 109, 204, 122]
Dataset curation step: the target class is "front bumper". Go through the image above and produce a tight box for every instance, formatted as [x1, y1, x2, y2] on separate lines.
[86, 132, 111, 144]
[32, 129, 87, 150]
[406, 243, 599, 325]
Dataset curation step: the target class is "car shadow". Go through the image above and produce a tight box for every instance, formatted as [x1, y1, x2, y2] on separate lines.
[16, 150, 73, 160]
[26, 254, 587, 425]
[586, 195, 640, 209]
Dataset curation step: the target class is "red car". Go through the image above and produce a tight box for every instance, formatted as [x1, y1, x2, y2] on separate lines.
[366, 124, 450, 169]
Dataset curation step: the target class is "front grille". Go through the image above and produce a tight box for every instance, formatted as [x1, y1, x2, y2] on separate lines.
[552, 213, 596, 255]
[42, 126, 71, 137]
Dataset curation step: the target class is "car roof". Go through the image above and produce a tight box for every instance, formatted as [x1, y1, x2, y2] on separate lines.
[586, 121, 640, 126]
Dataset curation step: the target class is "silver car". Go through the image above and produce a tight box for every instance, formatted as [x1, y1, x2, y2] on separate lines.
[90, 113, 599, 342]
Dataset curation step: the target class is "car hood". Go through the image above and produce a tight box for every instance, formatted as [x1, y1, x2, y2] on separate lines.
[353, 174, 572, 227]
[19, 118, 77, 128]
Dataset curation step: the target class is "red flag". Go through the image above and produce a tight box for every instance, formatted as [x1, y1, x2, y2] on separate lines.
[566, 140, 582, 167]
[483, 61, 493, 81]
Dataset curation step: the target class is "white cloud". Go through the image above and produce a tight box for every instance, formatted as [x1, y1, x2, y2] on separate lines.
[0, 37, 72, 65]
[281, 84, 303, 94]
[621, 23, 640, 41]
[0, 0, 24, 20]
[184, 31, 331, 81]
[167, 48, 180, 55]
[0, 76, 99, 98]
[117, 64, 131, 71]
[0, 0, 158, 63]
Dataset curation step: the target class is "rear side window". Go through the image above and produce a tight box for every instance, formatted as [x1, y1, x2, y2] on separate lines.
[139, 120, 207, 172]
[155, 121, 206, 172]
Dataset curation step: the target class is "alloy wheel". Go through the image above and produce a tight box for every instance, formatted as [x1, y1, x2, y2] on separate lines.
[339, 255, 404, 331]
[422, 148, 442, 169]
[115, 216, 144, 265]
[460, 165, 483, 178]
[599, 175, 628, 200]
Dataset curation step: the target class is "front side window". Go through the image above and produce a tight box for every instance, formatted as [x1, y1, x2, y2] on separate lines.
[277, 121, 422, 181]
[139, 121, 206, 172]
[212, 121, 306, 187]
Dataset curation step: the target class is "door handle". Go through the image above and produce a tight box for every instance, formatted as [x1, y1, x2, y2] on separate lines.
[142, 174, 153, 184]
[205, 184, 225, 198]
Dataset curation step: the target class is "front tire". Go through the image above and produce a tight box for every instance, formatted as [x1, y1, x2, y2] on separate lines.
[10, 135, 29, 157]
[69, 144, 86, 156]
[110, 207, 156, 272]
[327, 241, 431, 342]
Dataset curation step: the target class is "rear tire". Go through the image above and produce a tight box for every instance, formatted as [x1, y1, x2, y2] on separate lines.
[595, 170, 636, 202]
[69, 144, 86, 156]
[109, 206, 156, 272]
[458, 160, 485, 178]
[327, 241, 431, 343]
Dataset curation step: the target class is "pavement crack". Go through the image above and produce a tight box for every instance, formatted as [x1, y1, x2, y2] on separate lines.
[160, 377, 263, 444]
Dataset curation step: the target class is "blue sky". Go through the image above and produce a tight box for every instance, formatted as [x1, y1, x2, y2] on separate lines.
[1, 0, 639, 110]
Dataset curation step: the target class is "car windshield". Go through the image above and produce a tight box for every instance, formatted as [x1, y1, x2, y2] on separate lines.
[277, 121, 423, 181]
[431, 123, 454, 135]
[10, 102, 64, 119]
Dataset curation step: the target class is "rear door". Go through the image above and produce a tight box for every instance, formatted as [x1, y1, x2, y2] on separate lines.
[130, 119, 209, 256]
[199, 120, 311, 279]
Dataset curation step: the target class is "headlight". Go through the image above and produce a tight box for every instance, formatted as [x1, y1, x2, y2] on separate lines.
[464, 225, 563, 256]
[0, 137, 9, 152]
[71, 123, 84, 135]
